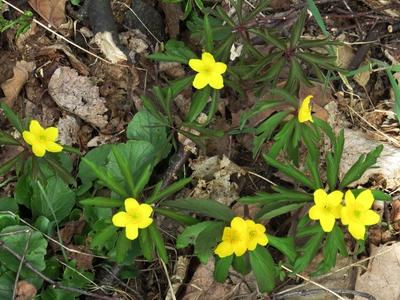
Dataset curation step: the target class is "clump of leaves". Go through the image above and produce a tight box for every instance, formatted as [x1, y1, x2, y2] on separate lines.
[0, 1, 32, 36]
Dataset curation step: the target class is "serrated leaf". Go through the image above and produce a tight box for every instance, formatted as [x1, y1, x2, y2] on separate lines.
[293, 226, 324, 273]
[78, 144, 112, 183]
[195, 221, 225, 264]
[176, 221, 216, 248]
[268, 235, 297, 262]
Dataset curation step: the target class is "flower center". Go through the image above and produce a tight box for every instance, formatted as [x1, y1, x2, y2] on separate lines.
[38, 134, 47, 142]
[353, 210, 361, 218]
[230, 230, 243, 244]
[128, 212, 142, 224]
[249, 230, 257, 239]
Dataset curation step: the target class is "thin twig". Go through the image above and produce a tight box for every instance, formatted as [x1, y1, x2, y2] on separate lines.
[273, 288, 376, 300]
[280, 265, 346, 300]
[248, 171, 278, 186]
[0, 240, 117, 300]
[161, 259, 176, 300]
[12, 230, 32, 300]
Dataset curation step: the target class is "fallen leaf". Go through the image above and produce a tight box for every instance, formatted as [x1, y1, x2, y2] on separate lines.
[68, 244, 94, 270]
[15, 280, 37, 300]
[355, 243, 400, 300]
[1, 61, 35, 107]
[57, 115, 80, 145]
[160, 2, 183, 39]
[48, 67, 109, 128]
[28, 0, 68, 28]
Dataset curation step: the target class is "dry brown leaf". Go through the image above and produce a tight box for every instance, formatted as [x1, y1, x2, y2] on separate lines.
[336, 45, 370, 88]
[160, 2, 183, 38]
[1, 61, 35, 107]
[48, 67, 109, 128]
[28, 0, 67, 28]
[15, 280, 37, 300]
[355, 243, 400, 300]
[57, 115, 80, 145]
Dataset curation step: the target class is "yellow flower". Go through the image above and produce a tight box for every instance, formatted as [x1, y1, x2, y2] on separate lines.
[112, 198, 153, 240]
[341, 190, 380, 240]
[309, 189, 343, 232]
[188, 52, 227, 90]
[215, 217, 248, 258]
[298, 95, 314, 123]
[245, 220, 268, 251]
[22, 120, 63, 157]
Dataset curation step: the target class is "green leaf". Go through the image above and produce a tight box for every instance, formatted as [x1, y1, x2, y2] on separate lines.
[147, 53, 188, 63]
[91, 224, 117, 250]
[245, 0, 271, 21]
[294, 226, 324, 273]
[195, 221, 225, 264]
[127, 109, 171, 159]
[268, 235, 297, 263]
[0, 272, 14, 300]
[249, 246, 276, 293]
[112, 145, 136, 195]
[239, 188, 312, 204]
[43, 155, 76, 186]
[186, 86, 211, 122]
[203, 14, 213, 51]
[147, 177, 192, 204]
[386, 70, 400, 123]
[80, 197, 123, 208]
[163, 198, 235, 221]
[115, 232, 132, 264]
[176, 221, 216, 248]
[263, 155, 316, 189]
[306, 0, 329, 35]
[155, 208, 199, 226]
[232, 254, 251, 274]
[78, 144, 112, 183]
[0, 130, 19, 146]
[139, 227, 154, 261]
[257, 203, 304, 221]
[339, 145, 383, 189]
[148, 223, 168, 263]
[0, 103, 23, 133]
[0, 197, 18, 213]
[15, 174, 32, 207]
[256, 57, 285, 84]
[250, 28, 286, 50]
[314, 224, 347, 275]
[0, 225, 47, 288]
[31, 177, 75, 222]
[290, 9, 307, 47]
[214, 255, 233, 282]
[0, 151, 25, 176]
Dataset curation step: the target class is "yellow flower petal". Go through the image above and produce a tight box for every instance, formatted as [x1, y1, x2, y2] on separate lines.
[44, 127, 58, 141]
[340, 207, 351, 225]
[125, 198, 139, 214]
[298, 95, 313, 123]
[255, 223, 266, 234]
[247, 239, 258, 251]
[188, 58, 205, 72]
[32, 143, 46, 157]
[357, 190, 374, 211]
[221, 227, 232, 241]
[209, 73, 224, 89]
[319, 214, 335, 232]
[234, 242, 248, 256]
[362, 210, 380, 225]
[257, 234, 268, 246]
[231, 217, 246, 229]
[345, 190, 356, 207]
[331, 205, 343, 219]
[309, 205, 323, 220]
[348, 222, 365, 240]
[137, 217, 153, 229]
[327, 191, 344, 207]
[138, 203, 153, 218]
[29, 120, 44, 136]
[202, 52, 215, 66]
[125, 224, 139, 240]
[112, 212, 129, 227]
[214, 62, 227, 74]
[22, 131, 36, 145]
[45, 142, 63, 153]
[313, 189, 327, 206]
[192, 73, 209, 89]
[215, 241, 234, 258]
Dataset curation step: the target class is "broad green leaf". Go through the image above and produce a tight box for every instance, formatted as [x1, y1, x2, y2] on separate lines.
[268, 235, 297, 262]
[0, 197, 18, 213]
[0, 272, 14, 300]
[195, 221, 225, 264]
[148, 223, 168, 263]
[214, 255, 233, 282]
[80, 197, 123, 208]
[127, 109, 171, 159]
[139, 227, 154, 261]
[249, 246, 276, 293]
[115, 232, 132, 264]
[112, 145, 135, 195]
[78, 144, 112, 183]
[0, 151, 25, 176]
[176, 221, 217, 248]
[232, 254, 251, 274]
[43, 155, 76, 186]
[163, 198, 235, 221]
[0, 225, 47, 288]
[0, 130, 19, 146]
[31, 177, 75, 222]
[91, 224, 117, 250]
[15, 174, 32, 207]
